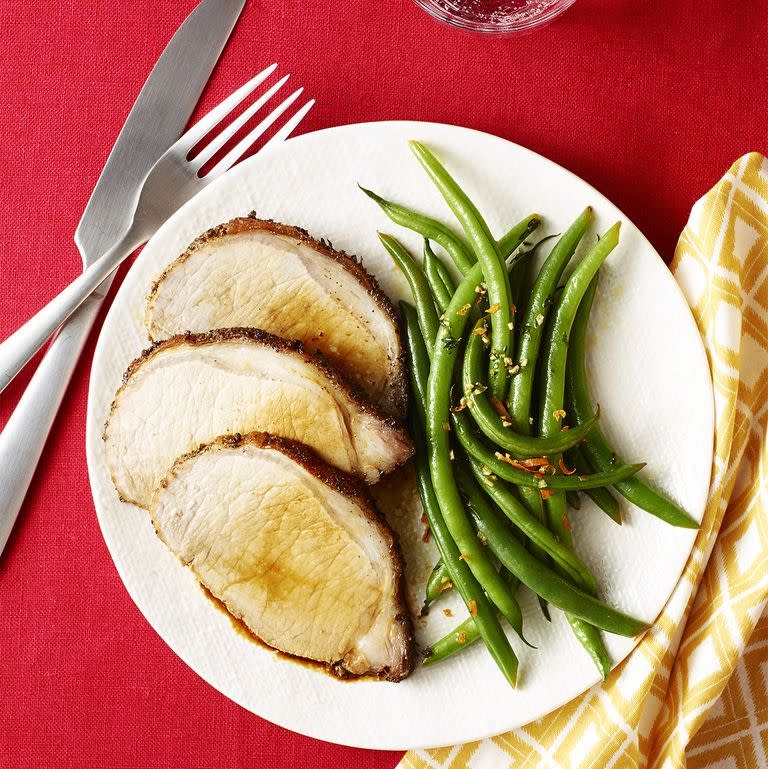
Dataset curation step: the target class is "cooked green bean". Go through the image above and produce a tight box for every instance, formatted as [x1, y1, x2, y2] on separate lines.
[544, 483, 611, 679]
[544, 480, 611, 679]
[461, 309, 554, 588]
[566, 446, 621, 524]
[498, 214, 541, 260]
[465, 454, 597, 594]
[565, 276, 700, 529]
[423, 567, 530, 665]
[423, 613, 482, 665]
[410, 141, 513, 400]
[461, 318, 599, 457]
[566, 490, 581, 510]
[424, 552, 524, 665]
[466, 497, 649, 637]
[567, 617, 611, 680]
[453, 408, 643, 490]
[425, 558, 452, 607]
[379, 234, 439, 355]
[429, 208, 537, 313]
[539, 222, 621, 442]
[503, 217, 590, 573]
[423, 496, 526, 666]
[509, 249, 534, 317]
[538, 223, 621, 681]
[360, 186, 475, 273]
[402, 300, 520, 684]
[507, 207, 592, 426]
[454, 466, 537, 644]
[423, 239, 454, 312]
[422, 277, 527, 647]
[509, 234, 560, 321]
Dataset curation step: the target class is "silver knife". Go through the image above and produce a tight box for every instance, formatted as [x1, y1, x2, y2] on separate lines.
[0, 0, 246, 559]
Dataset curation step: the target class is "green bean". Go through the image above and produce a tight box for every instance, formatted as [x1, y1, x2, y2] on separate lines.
[462, 322, 552, 591]
[426, 239, 458, 293]
[502, 217, 591, 576]
[423, 240, 454, 312]
[424, 214, 546, 312]
[567, 617, 611, 680]
[453, 408, 643, 490]
[360, 186, 475, 274]
[402, 300, 520, 684]
[465, 495, 649, 637]
[509, 234, 559, 321]
[539, 222, 621, 442]
[423, 613, 482, 665]
[565, 277, 699, 529]
[410, 141, 513, 400]
[424, 553, 524, 666]
[543, 482, 611, 679]
[507, 207, 592, 427]
[454, 466, 537, 645]
[425, 558, 452, 607]
[544, 482, 612, 679]
[461, 318, 599, 457]
[509, 249, 534, 316]
[423, 517, 525, 666]
[507, 236, 559, 551]
[538, 223, 621, 681]
[498, 214, 541, 260]
[500, 236, 553, 571]
[464, 454, 597, 594]
[566, 446, 621, 524]
[379, 234, 439, 355]
[421, 281, 527, 644]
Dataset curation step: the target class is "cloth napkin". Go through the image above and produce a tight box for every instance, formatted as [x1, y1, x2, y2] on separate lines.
[400, 153, 768, 769]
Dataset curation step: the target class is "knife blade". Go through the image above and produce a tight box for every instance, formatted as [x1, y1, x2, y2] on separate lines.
[76, 0, 246, 266]
[0, 0, 246, 559]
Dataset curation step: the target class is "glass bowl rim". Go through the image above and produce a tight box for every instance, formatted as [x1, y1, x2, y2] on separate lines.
[411, 0, 577, 33]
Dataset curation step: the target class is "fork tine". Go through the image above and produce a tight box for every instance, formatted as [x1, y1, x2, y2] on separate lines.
[176, 63, 278, 152]
[191, 74, 291, 169]
[207, 88, 304, 177]
[260, 99, 315, 152]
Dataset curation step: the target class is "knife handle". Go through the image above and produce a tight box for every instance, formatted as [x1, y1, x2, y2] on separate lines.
[0, 293, 104, 558]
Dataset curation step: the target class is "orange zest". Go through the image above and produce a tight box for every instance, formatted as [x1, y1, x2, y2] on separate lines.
[489, 396, 512, 420]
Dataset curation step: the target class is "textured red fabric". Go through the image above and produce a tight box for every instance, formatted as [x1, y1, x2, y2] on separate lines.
[0, 1, 766, 767]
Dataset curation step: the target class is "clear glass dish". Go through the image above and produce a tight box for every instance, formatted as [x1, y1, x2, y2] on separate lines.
[413, 0, 577, 33]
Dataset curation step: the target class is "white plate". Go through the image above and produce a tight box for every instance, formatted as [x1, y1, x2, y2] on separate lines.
[86, 121, 713, 750]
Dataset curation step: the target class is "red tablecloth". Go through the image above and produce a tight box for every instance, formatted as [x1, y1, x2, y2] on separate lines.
[0, 2, 765, 767]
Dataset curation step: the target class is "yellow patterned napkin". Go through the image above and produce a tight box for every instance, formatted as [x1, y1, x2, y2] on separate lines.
[401, 153, 768, 769]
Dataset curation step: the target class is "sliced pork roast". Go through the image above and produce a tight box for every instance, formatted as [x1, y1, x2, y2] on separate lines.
[151, 432, 413, 680]
[145, 217, 407, 419]
[104, 329, 412, 507]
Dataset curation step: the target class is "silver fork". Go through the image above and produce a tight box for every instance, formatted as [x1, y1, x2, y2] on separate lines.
[0, 73, 314, 394]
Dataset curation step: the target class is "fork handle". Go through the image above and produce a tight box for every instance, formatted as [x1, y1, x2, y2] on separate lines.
[0, 292, 105, 558]
[0, 224, 146, 394]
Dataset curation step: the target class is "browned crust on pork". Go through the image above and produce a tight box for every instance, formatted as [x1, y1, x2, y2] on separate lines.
[103, 328, 413, 505]
[145, 215, 408, 420]
[152, 430, 414, 682]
